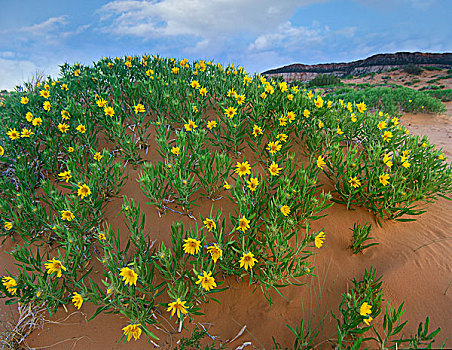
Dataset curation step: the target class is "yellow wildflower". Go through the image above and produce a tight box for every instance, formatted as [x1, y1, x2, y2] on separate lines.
[240, 252, 257, 270]
[120, 267, 138, 286]
[183, 238, 201, 255]
[196, 271, 216, 291]
[44, 258, 67, 278]
[167, 298, 188, 318]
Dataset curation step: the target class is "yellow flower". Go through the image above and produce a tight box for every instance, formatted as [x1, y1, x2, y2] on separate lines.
[61, 83, 68, 91]
[58, 170, 72, 183]
[122, 324, 142, 342]
[199, 87, 207, 96]
[237, 216, 250, 232]
[223, 181, 231, 190]
[21, 128, 34, 138]
[76, 124, 86, 133]
[133, 104, 145, 114]
[327, 101, 333, 108]
[303, 109, 310, 118]
[402, 161, 411, 168]
[60, 210, 75, 221]
[43, 101, 51, 111]
[74, 69, 80, 76]
[350, 113, 357, 122]
[44, 258, 67, 278]
[360, 302, 372, 316]
[183, 238, 201, 255]
[196, 271, 216, 291]
[2, 276, 17, 295]
[7, 128, 20, 140]
[279, 82, 288, 92]
[347, 102, 353, 112]
[317, 155, 326, 170]
[120, 267, 138, 286]
[269, 161, 282, 176]
[260, 92, 267, 99]
[235, 161, 251, 177]
[337, 127, 344, 135]
[77, 184, 91, 199]
[32, 117, 42, 126]
[287, 93, 294, 101]
[252, 125, 263, 137]
[25, 112, 34, 122]
[240, 252, 257, 270]
[247, 177, 259, 192]
[383, 154, 393, 168]
[349, 176, 361, 189]
[379, 173, 390, 186]
[184, 119, 197, 132]
[392, 117, 399, 126]
[236, 94, 245, 105]
[382, 131, 393, 142]
[125, 61, 132, 68]
[277, 133, 288, 142]
[287, 111, 296, 123]
[227, 88, 237, 97]
[96, 98, 107, 108]
[190, 80, 200, 89]
[68, 147, 74, 153]
[171, 147, 180, 156]
[58, 123, 69, 133]
[94, 152, 103, 161]
[104, 106, 115, 117]
[0, 146, 4, 156]
[315, 231, 325, 248]
[146, 69, 154, 76]
[167, 298, 188, 318]
[206, 120, 217, 130]
[207, 244, 223, 263]
[61, 110, 71, 120]
[98, 233, 106, 241]
[279, 115, 288, 126]
[377, 121, 387, 130]
[438, 154, 445, 160]
[192, 105, 198, 113]
[72, 292, 83, 309]
[307, 90, 313, 99]
[314, 96, 323, 108]
[364, 316, 373, 326]
[20, 97, 29, 104]
[318, 120, 324, 128]
[224, 106, 237, 118]
[40, 90, 50, 99]
[357, 102, 367, 113]
[266, 141, 281, 154]
[280, 205, 291, 216]
[203, 218, 216, 232]
[171, 67, 179, 74]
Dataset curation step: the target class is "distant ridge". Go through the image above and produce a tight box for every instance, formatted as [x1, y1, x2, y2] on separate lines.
[262, 52, 452, 82]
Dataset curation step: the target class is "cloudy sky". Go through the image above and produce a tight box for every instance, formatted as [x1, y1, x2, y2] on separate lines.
[0, 0, 450, 90]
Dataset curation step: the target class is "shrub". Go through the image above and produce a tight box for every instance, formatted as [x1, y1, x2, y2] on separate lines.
[307, 74, 342, 88]
[404, 64, 423, 75]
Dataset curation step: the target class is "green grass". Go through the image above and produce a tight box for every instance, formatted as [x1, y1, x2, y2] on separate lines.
[324, 85, 446, 115]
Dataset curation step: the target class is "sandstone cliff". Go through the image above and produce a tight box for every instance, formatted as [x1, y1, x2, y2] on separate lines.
[263, 52, 452, 82]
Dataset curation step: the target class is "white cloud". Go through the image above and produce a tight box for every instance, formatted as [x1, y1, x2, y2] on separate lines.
[98, 0, 329, 39]
[20, 16, 68, 34]
[0, 58, 60, 91]
[248, 22, 357, 54]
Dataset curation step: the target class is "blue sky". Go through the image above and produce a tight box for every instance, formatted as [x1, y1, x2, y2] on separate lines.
[0, 0, 451, 90]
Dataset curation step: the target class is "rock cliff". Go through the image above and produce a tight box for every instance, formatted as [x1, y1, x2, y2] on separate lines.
[263, 52, 452, 82]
